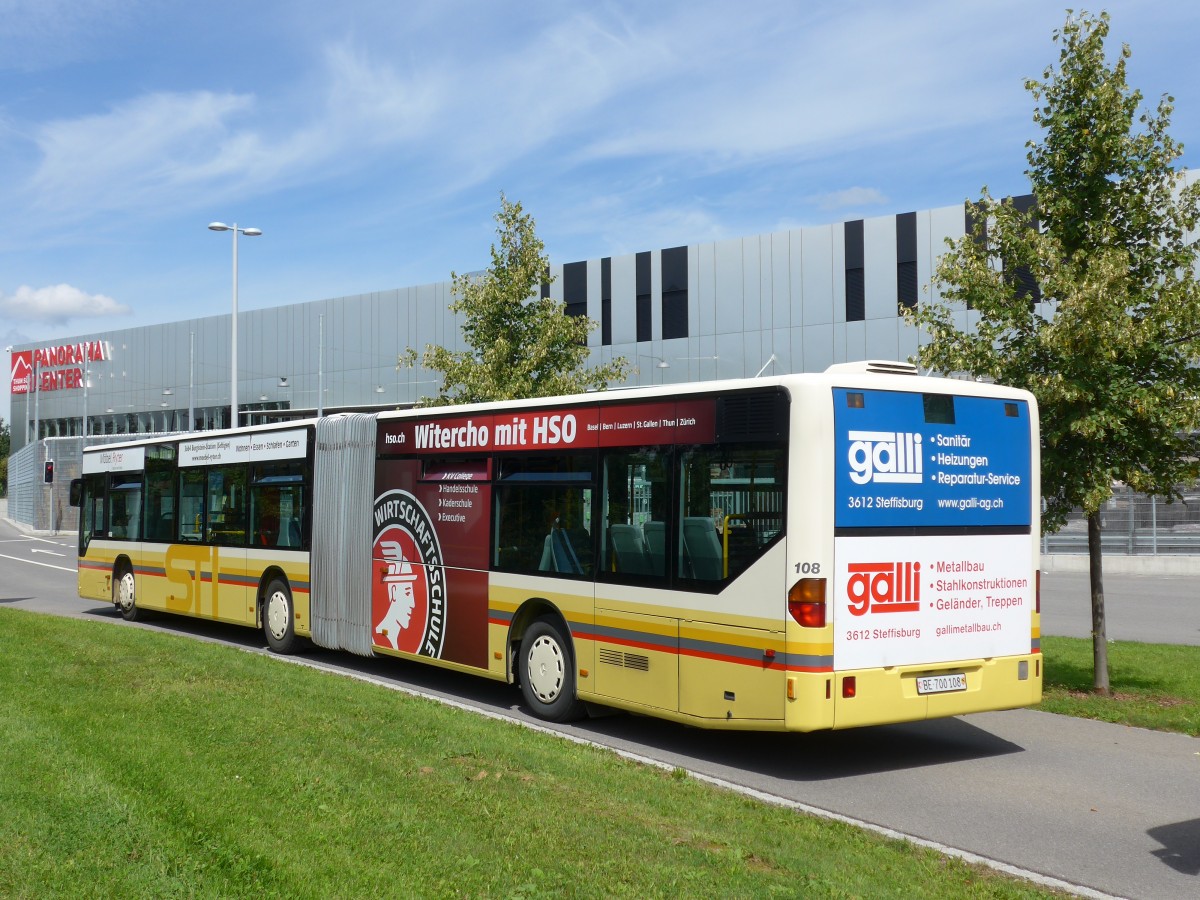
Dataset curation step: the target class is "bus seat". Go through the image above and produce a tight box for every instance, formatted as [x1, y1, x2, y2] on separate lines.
[566, 526, 593, 573]
[609, 524, 654, 576]
[683, 517, 723, 580]
[643, 521, 666, 576]
[157, 513, 174, 542]
[258, 513, 279, 547]
[280, 518, 301, 548]
[538, 534, 555, 571]
[551, 527, 583, 575]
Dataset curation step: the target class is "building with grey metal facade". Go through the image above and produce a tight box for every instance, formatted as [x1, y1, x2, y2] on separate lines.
[6, 197, 982, 528]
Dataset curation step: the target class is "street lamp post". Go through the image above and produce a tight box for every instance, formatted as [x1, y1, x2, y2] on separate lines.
[208, 222, 262, 428]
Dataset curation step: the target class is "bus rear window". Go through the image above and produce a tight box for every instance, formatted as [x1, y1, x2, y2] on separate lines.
[923, 393, 955, 424]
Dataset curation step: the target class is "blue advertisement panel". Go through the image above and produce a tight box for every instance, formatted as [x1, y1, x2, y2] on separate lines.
[833, 388, 1032, 530]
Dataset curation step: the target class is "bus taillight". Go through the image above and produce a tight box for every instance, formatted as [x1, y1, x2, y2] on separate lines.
[788, 578, 826, 628]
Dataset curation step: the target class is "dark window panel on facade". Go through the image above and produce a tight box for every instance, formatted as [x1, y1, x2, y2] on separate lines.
[845, 220, 865, 322]
[563, 261, 587, 319]
[896, 212, 919, 311]
[661, 246, 688, 340]
[601, 257, 612, 346]
[636, 251, 652, 343]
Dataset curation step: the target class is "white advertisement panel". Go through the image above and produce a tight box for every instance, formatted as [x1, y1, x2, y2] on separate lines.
[82, 446, 146, 475]
[180, 428, 307, 468]
[833, 532, 1033, 669]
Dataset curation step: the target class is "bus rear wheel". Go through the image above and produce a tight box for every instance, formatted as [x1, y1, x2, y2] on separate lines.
[519, 617, 585, 722]
[114, 565, 140, 622]
[263, 579, 298, 654]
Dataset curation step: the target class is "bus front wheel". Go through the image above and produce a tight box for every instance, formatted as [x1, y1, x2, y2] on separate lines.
[263, 579, 298, 654]
[518, 617, 585, 722]
[114, 565, 140, 622]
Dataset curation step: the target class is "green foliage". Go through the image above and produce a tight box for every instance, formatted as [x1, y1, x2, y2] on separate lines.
[905, 10, 1200, 531]
[400, 194, 629, 406]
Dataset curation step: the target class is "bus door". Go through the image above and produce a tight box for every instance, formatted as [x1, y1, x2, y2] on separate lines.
[593, 446, 679, 713]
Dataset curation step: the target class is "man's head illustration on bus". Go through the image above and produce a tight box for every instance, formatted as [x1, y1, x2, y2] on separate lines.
[379, 540, 417, 640]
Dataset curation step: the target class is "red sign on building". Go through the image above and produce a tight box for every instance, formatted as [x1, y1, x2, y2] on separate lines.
[8, 341, 109, 395]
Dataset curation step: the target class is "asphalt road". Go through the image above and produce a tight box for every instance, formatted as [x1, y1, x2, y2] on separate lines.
[2, 513, 1198, 898]
[1041, 570, 1200, 645]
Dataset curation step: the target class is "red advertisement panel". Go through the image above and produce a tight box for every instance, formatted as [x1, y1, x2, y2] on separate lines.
[595, 399, 715, 446]
[372, 459, 490, 668]
[377, 397, 717, 455]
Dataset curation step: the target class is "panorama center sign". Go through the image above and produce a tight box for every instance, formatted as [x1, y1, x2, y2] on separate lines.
[9, 341, 111, 395]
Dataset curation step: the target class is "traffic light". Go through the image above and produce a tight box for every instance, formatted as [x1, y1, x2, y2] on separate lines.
[43, 460, 54, 484]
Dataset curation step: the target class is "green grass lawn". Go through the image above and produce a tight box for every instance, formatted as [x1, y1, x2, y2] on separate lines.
[0, 608, 1059, 899]
[1038, 635, 1200, 735]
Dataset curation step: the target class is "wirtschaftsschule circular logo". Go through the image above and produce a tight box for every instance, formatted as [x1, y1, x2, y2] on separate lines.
[372, 489, 446, 657]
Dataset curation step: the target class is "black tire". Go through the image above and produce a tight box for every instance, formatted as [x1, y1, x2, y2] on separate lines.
[114, 564, 140, 622]
[262, 579, 298, 654]
[518, 617, 586, 722]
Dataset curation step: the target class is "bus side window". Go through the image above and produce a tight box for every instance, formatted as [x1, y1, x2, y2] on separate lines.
[107, 478, 142, 541]
[251, 466, 307, 550]
[495, 484, 593, 577]
[207, 464, 248, 546]
[178, 469, 206, 541]
[493, 453, 594, 579]
[676, 445, 786, 585]
[600, 449, 668, 580]
[144, 446, 177, 543]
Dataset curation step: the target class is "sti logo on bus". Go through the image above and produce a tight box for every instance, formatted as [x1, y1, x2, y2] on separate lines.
[847, 430, 923, 485]
[846, 561, 921, 616]
[372, 490, 447, 658]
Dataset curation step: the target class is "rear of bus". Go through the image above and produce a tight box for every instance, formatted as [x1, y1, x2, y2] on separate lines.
[789, 365, 1041, 730]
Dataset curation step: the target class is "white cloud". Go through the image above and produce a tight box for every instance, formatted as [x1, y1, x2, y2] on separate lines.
[811, 187, 889, 212]
[320, 39, 444, 142]
[27, 91, 257, 214]
[6, 1, 1041, 235]
[18, 42, 453, 226]
[0, 284, 130, 324]
[572, 0, 1033, 166]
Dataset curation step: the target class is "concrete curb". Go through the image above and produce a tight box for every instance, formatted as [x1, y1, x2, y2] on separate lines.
[1041, 553, 1200, 576]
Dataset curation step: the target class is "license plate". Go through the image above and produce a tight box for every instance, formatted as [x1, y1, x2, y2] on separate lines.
[916, 673, 967, 695]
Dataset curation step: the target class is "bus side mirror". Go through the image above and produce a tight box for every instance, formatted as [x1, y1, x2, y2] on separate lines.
[69, 479, 83, 508]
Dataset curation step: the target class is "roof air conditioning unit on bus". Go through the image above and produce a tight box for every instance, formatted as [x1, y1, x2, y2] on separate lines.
[825, 360, 919, 376]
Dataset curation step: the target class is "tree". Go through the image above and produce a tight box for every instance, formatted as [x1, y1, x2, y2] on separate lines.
[904, 11, 1200, 693]
[399, 194, 629, 405]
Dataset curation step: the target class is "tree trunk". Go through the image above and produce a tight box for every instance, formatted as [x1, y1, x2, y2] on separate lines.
[1088, 510, 1111, 694]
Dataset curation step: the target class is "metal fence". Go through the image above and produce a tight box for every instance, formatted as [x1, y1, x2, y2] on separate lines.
[7, 434, 158, 534]
[8, 437, 82, 533]
[1043, 485, 1200, 556]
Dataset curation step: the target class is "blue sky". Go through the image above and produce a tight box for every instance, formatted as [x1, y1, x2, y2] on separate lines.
[3, 1, 1200, 425]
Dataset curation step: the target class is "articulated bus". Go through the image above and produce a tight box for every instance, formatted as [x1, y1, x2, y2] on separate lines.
[74, 361, 1041, 731]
